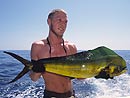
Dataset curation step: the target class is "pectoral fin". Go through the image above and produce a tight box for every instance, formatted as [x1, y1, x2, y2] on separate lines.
[95, 70, 113, 79]
[95, 66, 113, 79]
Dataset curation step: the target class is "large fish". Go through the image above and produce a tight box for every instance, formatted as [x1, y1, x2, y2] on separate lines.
[4, 46, 126, 83]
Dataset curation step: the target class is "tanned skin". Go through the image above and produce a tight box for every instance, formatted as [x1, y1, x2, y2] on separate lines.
[29, 9, 77, 93]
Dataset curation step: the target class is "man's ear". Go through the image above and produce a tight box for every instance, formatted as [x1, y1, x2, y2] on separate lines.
[47, 18, 51, 26]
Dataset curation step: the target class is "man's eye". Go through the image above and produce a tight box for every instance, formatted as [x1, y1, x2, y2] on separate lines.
[58, 19, 61, 22]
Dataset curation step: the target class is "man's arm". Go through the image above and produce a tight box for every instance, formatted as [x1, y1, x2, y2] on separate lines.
[29, 42, 42, 82]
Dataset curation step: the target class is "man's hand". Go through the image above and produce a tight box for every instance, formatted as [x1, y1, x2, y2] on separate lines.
[31, 60, 45, 73]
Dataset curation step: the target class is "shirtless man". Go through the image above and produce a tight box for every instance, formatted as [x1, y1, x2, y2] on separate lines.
[29, 9, 77, 98]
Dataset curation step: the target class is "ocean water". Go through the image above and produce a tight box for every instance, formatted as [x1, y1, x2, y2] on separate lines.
[0, 50, 130, 98]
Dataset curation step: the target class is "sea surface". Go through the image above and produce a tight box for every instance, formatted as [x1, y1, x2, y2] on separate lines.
[0, 50, 130, 98]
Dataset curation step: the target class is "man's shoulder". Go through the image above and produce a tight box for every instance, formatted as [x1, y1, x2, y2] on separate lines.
[32, 40, 46, 46]
[31, 40, 46, 49]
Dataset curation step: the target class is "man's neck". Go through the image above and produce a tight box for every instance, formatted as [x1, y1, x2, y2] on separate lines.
[47, 32, 63, 45]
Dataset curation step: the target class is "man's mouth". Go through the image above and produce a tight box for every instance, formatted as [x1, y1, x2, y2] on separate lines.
[58, 27, 65, 31]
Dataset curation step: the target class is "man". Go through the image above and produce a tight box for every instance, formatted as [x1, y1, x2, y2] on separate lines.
[29, 9, 77, 98]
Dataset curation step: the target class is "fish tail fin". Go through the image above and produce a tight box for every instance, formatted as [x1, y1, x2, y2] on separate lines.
[8, 67, 29, 83]
[4, 51, 32, 83]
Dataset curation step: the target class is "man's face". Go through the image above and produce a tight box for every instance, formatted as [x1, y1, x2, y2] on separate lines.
[49, 12, 68, 37]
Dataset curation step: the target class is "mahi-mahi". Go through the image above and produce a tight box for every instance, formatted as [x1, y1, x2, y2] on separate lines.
[4, 46, 126, 83]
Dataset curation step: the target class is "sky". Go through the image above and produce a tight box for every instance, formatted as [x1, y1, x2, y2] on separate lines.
[0, 0, 130, 50]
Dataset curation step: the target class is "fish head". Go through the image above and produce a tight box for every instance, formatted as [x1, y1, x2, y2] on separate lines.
[107, 61, 127, 78]
[95, 56, 127, 79]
